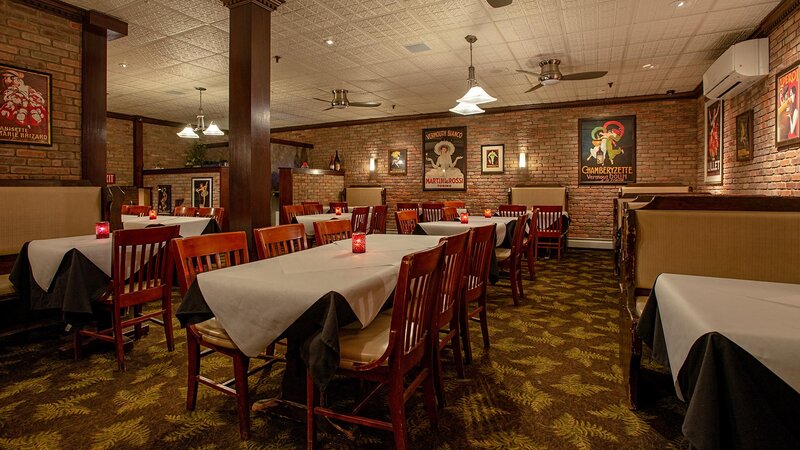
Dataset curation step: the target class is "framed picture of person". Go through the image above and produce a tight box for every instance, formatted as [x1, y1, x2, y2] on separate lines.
[776, 61, 800, 148]
[0, 63, 52, 146]
[480, 144, 504, 174]
[388, 149, 407, 175]
[578, 116, 636, 184]
[705, 99, 723, 184]
[157, 185, 172, 214]
[422, 126, 467, 191]
[736, 110, 754, 162]
[191, 177, 213, 208]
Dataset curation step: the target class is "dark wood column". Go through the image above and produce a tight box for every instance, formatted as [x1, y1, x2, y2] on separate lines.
[133, 117, 143, 187]
[224, 0, 284, 240]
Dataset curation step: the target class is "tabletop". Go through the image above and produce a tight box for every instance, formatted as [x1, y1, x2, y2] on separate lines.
[416, 216, 513, 246]
[122, 214, 211, 237]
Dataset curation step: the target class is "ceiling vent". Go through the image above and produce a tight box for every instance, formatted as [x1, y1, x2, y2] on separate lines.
[404, 42, 431, 53]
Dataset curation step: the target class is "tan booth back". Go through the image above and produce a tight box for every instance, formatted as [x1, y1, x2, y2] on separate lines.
[0, 186, 102, 256]
[510, 186, 567, 209]
[620, 185, 691, 195]
[633, 210, 800, 289]
[617, 199, 650, 228]
[345, 187, 385, 207]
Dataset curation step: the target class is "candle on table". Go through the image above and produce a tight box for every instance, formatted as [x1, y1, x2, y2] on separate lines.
[335, 207, 342, 215]
[352, 232, 366, 253]
[149, 209, 157, 220]
[460, 212, 469, 224]
[484, 209, 492, 218]
[95, 221, 110, 239]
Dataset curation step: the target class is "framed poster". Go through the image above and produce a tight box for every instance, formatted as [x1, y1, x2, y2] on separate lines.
[422, 127, 467, 191]
[157, 185, 172, 214]
[578, 116, 636, 184]
[776, 61, 800, 148]
[388, 149, 407, 174]
[705, 99, 723, 184]
[481, 144, 504, 174]
[191, 177, 213, 208]
[0, 64, 52, 146]
[736, 110, 754, 162]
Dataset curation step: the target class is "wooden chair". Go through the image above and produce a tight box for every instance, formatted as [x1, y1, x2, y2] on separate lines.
[328, 201, 348, 213]
[302, 201, 322, 206]
[198, 207, 225, 227]
[75, 225, 180, 371]
[307, 243, 445, 450]
[253, 224, 308, 260]
[120, 204, 131, 215]
[281, 204, 306, 225]
[525, 209, 539, 281]
[442, 207, 458, 221]
[126, 205, 151, 216]
[421, 202, 444, 222]
[303, 203, 324, 215]
[497, 204, 528, 217]
[396, 202, 418, 211]
[461, 224, 495, 364]
[368, 205, 388, 234]
[351, 207, 370, 233]
[443, 201, 465, 209]
[432, 231, 469, 406]
[535, 205, 564, 261]
[314, 219, 352, 245]
[174, 206, 199, 217]
[395, 210, 419, 235]
[495, 215, 528, 306]
[173, 232, 282, 440]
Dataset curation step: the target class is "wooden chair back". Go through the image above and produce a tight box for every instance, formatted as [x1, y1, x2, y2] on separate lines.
[328, 201, 349, 213]
[172, 231, 250, 296]
[111, 225, 180, 308]
[465, 225, 495, 300]
[127, 205, 151, 216]
[395, 210, 419, 235]
[509, 214, 528, 262]
[253, 224, 308, 260]
[282, 204, 306, 225]
[436, 231, 469, 328]
[497, 204, 528, 217]
[421, 202, 444, 222]
[536, 205, 563, 237]
[121, 204, 131, 215]
[303, 203, 324, 215]
[442, 207, 458, 221]
[174, 206, 198, 217]
[198, 207, 224, 226]
[396, 202, 418, 211]
[368, 205, 388, 234]
[443, 201, 465, 209]
[351, 207, 370, 233]
[302, 201, 322, 205]
[314, 219, 352, 245]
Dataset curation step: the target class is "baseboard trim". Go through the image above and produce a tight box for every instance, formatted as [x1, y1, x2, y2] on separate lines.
[568, 238, 613, 250]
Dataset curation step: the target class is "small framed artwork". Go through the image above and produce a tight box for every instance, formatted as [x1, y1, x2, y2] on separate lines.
[191, 177, 213, 208]
[157, 185, 172, 213]
[705, 99, 723, 184]
[0, 63, 52, 146]
[736, 110, 754, 162]
[775, 61, 800, 148]
[481, 144, 504, 174]
[388, 149, 407, 175]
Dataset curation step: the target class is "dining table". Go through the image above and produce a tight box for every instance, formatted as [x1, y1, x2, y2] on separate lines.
[637, 273, 800, 450]
[293, 206, 373, 237]
[176, 233, 443, 401]
[121, 214, 216, 236]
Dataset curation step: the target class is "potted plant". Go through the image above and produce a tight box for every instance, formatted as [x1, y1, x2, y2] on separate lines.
[185, 142, 207, 167]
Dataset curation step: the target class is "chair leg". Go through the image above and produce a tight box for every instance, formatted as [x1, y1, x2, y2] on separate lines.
[113, 311, 126, 372]
[232, 353, 251, 440]
[460, 302, 472, 365]
[516, 266, 524, 300]
[479, 297, 490, 349]
[432, 342, 445, 408]
[510, 266, 520, 306]
[450, 321, 465, 379]
[186, 329, 200, 411]
[388, 376, 409, 450]
[133, 305, 142, 340]
[422, 367, 439, 429]
[526, 244, 536, 281]
[306, 370, 317, 449]
[164, 299, 175, 352]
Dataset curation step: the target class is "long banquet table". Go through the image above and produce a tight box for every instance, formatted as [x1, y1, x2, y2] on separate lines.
[176, 234, 442, 395]
[638, 274, 800, 450]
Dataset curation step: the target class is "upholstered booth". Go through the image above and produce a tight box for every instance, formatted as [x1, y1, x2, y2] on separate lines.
[343, 185, 386, 206]
[508, 185, 567, 210]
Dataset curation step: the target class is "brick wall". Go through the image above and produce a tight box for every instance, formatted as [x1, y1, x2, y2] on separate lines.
[292, 172, 344, 207]
[274, 98, 698, 240]
[107, 117, 132, 185]
[143, 123, 227, 169]
[696, 7, 800, 196]
[142, 172, 220, 210]
[0, 0, 81, 180]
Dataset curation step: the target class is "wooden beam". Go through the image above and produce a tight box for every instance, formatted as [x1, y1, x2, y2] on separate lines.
[86, 10, 127, 40]
[81, 22, 108, 187]
[11, 0, 84, 22]
[133, 117, 143, 187]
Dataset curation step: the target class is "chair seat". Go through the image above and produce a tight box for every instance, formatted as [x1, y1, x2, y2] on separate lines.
[0, 274, 16, 298]
[494, 248, 511, 261]
[635, 296, 649, 317]
[338, 313, 392, 370]
[195, 318, 238, 350]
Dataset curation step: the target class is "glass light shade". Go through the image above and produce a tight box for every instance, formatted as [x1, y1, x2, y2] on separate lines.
[449, 101, 485, 115]
[203, 122, 224, 136]
[177, 125, 199, 138]
[369, 157, 376, 172]
[457, 85, 497, 105]
[541, 78, 560, 86]
[519, 152, 527, 168]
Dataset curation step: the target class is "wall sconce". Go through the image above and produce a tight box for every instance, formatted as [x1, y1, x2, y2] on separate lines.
[518, 151, 527, 169]
[369, 157, 376, 172]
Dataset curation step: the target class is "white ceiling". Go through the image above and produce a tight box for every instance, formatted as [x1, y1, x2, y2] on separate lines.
[65, 0, 779, 129]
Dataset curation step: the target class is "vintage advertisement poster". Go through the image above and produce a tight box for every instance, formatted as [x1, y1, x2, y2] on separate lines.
[388, 149, 407, 175]
[705, 100, 723, 184]
[422, 126, 467, 191]
[0, 64, 51, 146]
[736, 110, 754, 161]
[578, 116, 636, 184]
[481, 144, 504, 174]
[776, 62, 800, 147]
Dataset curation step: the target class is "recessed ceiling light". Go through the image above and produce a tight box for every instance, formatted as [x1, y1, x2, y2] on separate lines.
[672, 0, 688, 7]
[642, 63, 654, 69]
[118, 62, 128, 68]
[324, 38, 334, 45]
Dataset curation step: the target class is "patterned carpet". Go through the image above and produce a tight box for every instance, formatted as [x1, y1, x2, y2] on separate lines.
[0, 249, 687, 449]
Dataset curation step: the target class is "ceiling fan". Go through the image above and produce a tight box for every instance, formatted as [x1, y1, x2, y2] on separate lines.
[517, 59, 608, 93]
[487, 0, 513, 7]
[313, 89, 381, 111]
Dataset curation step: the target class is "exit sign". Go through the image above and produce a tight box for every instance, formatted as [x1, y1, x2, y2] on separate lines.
[106, 173, 116, 184]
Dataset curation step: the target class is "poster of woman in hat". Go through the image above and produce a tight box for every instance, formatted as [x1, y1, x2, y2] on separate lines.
[0, 64, 51, 145]
[422, 126, 467, 191]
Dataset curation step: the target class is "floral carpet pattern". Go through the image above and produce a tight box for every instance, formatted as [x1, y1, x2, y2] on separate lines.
[0, 249, 686, 449]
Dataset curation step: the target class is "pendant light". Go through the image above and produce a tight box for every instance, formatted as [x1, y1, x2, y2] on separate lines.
[456, 35, 496, 105]
[449, 101, 485, 115]
[177, 87, 225, 138]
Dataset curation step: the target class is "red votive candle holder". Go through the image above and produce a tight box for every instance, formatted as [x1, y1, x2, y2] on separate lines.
[352, 232, 366, 253]
[460, 212, 469, 224]
[335, 207, 342, 215]
[95, 221, 110, 239]
[484, 209, 492, 218]
[149, 209, 157, 220]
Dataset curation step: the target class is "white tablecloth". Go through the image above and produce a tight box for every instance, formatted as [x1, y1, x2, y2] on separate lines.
[654, 274, 800, 400]
[196, 234, 442, 356]
[417, 216, 512, 246]
[27, 235, 112, 291]
[294, 213, 352, 236]
[122, 215, 211, 237]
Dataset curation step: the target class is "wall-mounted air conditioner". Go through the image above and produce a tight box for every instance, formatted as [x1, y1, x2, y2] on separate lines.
[703, 38, 769, 100]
